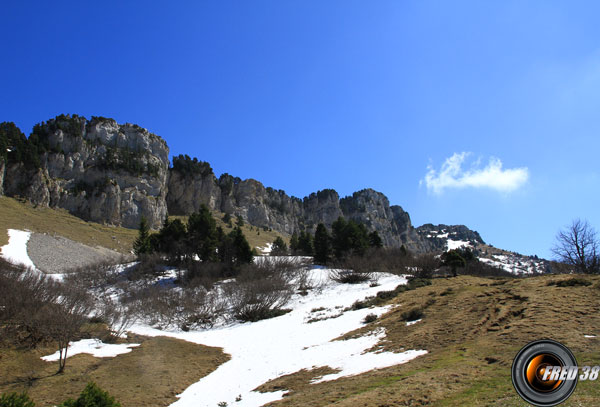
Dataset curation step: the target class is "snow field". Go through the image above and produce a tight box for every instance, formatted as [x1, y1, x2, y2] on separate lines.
[41, 339, 140, 361]
[0, 229, 36, 270]
[130, 270, 427, 407]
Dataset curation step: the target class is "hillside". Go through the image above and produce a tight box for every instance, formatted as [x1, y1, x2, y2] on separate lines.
[0, 196, 288, 272]
[1, 272, 598, 406]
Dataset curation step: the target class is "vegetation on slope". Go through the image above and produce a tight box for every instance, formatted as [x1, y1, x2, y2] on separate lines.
[257, 274, 600, 406]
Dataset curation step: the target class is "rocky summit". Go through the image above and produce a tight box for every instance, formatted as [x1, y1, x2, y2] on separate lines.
[0, 114, 482, 252]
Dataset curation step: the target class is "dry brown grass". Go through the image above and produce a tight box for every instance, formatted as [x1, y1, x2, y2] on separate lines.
[259, 274, 600, 406]
[0, 197, 137, 253]
[0, 335, 229, 407]
[0, 196, 287, 254]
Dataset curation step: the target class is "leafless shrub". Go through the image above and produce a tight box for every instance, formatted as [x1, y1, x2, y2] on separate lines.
[97, 296, 137, 340]
[183, 260, 233, 290]
[329, 255, 374, 284]
[63, 260, 124, 295]
[225, 258, 304, 322]
[408, 254, 440, 279]
[126, 253, 166, 280]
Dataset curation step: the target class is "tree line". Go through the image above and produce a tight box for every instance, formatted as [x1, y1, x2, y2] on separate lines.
[269, 217, 383, 263]
[133, 204, 254, 269]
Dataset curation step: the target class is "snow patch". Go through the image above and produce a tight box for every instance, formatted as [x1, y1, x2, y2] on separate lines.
[129, 270, 426, 407]
[447, 239, 471, 251]
[584, 335, 597, 338]
[41, 339, 140, 361]
[406, 319, 422, 326]
[0, 229, 36, 270]
[257, 242, 273, 254]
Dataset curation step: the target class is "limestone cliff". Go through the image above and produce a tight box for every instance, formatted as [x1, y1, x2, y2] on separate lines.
[2, 115, 169, 229]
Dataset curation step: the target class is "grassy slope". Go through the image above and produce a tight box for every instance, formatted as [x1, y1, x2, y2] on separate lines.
[259, 274, 600, 406]
[0, 197, 137, 253]
[0, 335, 229, 407]
[0, 196, 287, 254]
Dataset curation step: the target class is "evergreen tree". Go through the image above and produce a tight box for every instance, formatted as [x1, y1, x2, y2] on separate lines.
[222, 213, 232, 226]
[0, 392, 35, 407]
[298, 231, 314, 256]
[313, 223, 331, 265]
[236, 215, 245, 227]
[187, 205, 218, 261]
[331, 217, 348, 259]
[331, 217, 370, 258]
[230, 227, 253, 265]
[156, 217, 187, 261]
[59, 382, 121, 407]
[271, 236, 288, 256]
[289, 232, 299, 254]
[133, 217, 151, 256]
[441, 250, 466, 277]
[369, 230, 383, 248]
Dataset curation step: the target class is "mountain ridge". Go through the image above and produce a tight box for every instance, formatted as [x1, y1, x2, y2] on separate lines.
[1, 114, 481, 254]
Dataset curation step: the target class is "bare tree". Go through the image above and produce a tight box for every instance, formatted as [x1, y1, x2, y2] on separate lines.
[552, 219, 599, 274]
[42, 285, 94, 373]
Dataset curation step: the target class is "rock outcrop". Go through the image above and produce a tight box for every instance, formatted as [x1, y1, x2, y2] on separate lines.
[415, 224, 486, 252]
[2, 115, 169, 229]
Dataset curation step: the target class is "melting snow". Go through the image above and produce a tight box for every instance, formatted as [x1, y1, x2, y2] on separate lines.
[584, 335, 597, 338]
[129, 269, 427, 407]
[406, 319, 422, 326]
[41, 339, 140, 361]
[257, 242, 273, 254]
[0, 229, 36, 270]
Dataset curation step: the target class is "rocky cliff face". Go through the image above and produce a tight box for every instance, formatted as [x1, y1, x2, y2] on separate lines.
[415, 224, 486, 252]
[1, 115, 484, 252]
[166, 162, 444, 251]
[2, 115, 169, 229]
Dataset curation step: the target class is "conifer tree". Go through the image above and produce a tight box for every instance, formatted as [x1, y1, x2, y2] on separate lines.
[289, 232, 299, 254]
[313, 223, 331, 265]
[133, 217, 151, 256]
[271, 236, 288, 256]
[187, 205, 218, 261]
[298, 231, 314, 256]
[369, 230, 383, 248]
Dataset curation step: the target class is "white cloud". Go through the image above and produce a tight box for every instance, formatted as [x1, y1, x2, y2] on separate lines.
[422, 152, 529, 194]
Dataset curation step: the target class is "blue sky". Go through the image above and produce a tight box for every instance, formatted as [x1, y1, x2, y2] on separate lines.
[1, 1, 599, 259]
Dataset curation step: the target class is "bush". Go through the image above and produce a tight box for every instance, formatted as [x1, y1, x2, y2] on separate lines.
[363, 313, 378, 324]
[227, 258, 305, 322]
[0, 393, 35, 407]
[59, 382, 120, 407]
[401, 308, 424, 322]
[406, 278, 432, 290]
[548, 278, 592, 287]
[330, 269, 373, 284]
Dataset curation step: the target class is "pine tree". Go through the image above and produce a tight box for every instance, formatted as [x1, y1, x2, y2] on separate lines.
[187, 205, 218, 261]
[230, 227, 253, 265]
[289, 232, 299, 254]
[133, 217, 151, 256]
[313, 223, 331, 265]
[298, 231, 314, 256]
[441, 250, 466, 277]
[271, 236, 288, 256]
[369, 230, 383, 248]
